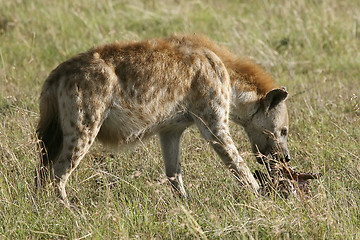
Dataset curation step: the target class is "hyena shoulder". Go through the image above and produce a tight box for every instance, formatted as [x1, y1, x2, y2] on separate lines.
[167, 34, 278, 96]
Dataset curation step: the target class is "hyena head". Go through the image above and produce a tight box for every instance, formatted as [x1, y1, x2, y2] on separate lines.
[244, 88, 290, 164]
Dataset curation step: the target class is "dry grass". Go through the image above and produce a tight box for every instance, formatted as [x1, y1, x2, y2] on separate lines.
[1, 0, 359, 239]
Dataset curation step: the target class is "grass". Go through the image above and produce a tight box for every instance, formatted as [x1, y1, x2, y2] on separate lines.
[1, 0, 359, 238]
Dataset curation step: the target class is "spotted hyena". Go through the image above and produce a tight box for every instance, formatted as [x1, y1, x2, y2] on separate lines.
[36, 34, 290, 205]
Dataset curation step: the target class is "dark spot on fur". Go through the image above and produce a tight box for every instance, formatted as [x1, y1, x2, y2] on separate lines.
[81, 134, 88, 141]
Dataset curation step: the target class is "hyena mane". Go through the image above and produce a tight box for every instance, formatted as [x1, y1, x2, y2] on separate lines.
[168, 34, 278, 96]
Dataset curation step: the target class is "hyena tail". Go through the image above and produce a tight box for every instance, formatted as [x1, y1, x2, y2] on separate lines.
[35, 80, 63, 189]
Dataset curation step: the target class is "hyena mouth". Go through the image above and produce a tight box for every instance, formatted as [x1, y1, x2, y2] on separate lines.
[271, 152, 291, 163]
[256, 151, 289, 166]
[271, 152, 283, 161]
[255, 152, 290, 178]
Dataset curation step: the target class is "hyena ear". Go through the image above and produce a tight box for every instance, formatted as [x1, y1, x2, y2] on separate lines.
[263, 87, 288, 112]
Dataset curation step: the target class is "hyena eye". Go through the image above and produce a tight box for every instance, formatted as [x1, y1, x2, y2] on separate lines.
[280, 128, 288, 136]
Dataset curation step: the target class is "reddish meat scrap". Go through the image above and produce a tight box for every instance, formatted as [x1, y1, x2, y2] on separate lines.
[254, 161, 321, 199]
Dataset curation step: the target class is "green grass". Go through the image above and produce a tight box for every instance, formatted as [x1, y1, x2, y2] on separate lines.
[1, 0, 360, 238]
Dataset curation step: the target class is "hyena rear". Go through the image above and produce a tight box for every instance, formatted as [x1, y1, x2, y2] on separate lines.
[36, 34, 290, 204]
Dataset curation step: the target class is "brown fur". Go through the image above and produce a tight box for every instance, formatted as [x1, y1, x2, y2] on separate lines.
[89, 34, 278, 97]
[166, 34, 278, 95]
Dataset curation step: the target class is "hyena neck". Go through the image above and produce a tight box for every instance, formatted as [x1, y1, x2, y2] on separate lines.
[225, 58, 278, 126]
[229, 89, 260, 126]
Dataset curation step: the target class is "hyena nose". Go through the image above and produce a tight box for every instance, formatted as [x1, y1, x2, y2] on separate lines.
[284, 154, 291, 162]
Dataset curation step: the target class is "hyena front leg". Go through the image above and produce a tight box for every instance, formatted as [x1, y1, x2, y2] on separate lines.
[192, 111, 260, 193]
[159, 127, 188, 198]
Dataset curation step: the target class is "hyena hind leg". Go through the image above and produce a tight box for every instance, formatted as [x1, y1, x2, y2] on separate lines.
[51, 132, 97, 205]
[52, 106, 105, 205]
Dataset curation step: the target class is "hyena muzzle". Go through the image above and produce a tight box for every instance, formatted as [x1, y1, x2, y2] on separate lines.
[36, 34, 290, 205]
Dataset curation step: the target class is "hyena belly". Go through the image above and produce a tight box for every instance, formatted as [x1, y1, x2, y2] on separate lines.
[96, 100, 193, 149]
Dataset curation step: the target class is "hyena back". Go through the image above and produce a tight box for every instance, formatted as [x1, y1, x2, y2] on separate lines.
[37, 34, 290, 204]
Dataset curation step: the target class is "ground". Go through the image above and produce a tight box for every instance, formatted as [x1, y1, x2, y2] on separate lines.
[0, 0, 359, 238]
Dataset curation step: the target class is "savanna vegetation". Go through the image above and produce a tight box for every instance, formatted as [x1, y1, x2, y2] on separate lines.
[0, 0, 359, 238]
